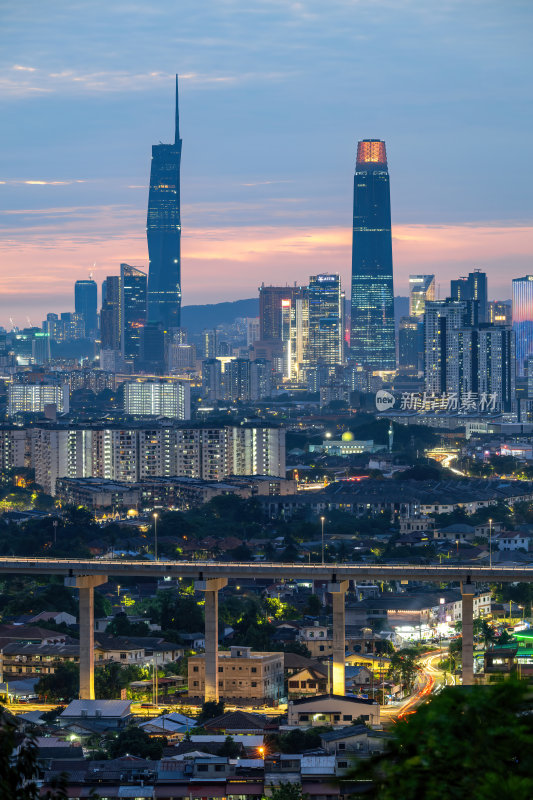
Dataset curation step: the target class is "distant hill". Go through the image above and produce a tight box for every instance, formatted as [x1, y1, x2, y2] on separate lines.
[181, 294, 407, 335]
[181, 298, 258, 333]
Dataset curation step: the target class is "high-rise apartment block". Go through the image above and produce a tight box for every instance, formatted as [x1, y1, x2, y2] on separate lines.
[398, 317, 419, 376]
[123, 381, 191, 419]
[450, 269, 488, 324]
[488, 301, 512, 327]
[202, 329, 217, 359]
[147, 76, 182, 329]
[30, 424, 286, 495]
[259, 284, 302, 341]
[424, 300, 515, 410]
[512, 276, 533, 377]
[100, 276, 120, 350]
[8, 383, 69, 416]
[281, 289, 309, 381]
[350, 139, 395, 371]
[0, 428, 27, 473]
[409, 275, 435, 317]
[424, 300, 469, 394]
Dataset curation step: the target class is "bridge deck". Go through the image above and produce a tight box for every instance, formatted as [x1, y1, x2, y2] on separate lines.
[0, 557, 531, 582]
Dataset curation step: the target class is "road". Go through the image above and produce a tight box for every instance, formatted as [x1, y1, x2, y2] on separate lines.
[380, 649, 454, 724]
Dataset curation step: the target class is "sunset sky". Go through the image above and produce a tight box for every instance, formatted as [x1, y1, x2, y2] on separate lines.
[1, 0, 532, 327]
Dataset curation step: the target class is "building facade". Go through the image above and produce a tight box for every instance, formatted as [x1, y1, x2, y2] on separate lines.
[74, 279, 98, 339]
[188, 646, 284, 702]
[350, 139, 395, 371]
[123, 381, 191, 420]
[512, 275, 533, 377]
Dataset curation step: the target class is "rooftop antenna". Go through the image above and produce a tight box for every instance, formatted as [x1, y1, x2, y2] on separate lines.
[175, 74, 180, 145]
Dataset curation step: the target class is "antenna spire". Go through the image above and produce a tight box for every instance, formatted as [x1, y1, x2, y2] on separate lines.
[175, 74, 180, 144]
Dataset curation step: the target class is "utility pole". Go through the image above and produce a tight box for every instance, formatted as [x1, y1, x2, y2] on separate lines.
[153, 513, 159, 562]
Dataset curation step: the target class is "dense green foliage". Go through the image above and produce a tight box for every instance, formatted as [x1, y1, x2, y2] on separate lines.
[266, 785, 308, 800]
[387, 648, 421, 692]
[0, 709, 67, 799]
[105, 726, 166, 759]
[266, 726, 332, 754]
[348, 682, 533, 800]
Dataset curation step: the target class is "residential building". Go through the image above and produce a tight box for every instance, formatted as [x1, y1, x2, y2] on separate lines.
[188, 646, 284, 702]
[287, 694, 380, 726]
[8, 383, 69, 416]
[100, 275, 120, 350]
[123, 380, 191, 420]
[59, 700, 133, 731]
[450, 269, 488, 323]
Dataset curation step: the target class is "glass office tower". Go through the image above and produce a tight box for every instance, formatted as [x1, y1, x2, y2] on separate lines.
[307, 274, 344, 368]
[147, 76, 182, 329]
[350, 139, 395, 371]
[74, 279, 98, 338]
[512, 275, 533, 377]
[121, 264, 147, 363]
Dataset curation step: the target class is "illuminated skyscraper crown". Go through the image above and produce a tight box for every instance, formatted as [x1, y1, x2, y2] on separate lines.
[356, 139, 387, 166]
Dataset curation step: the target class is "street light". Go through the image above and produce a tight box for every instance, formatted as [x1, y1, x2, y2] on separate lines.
[489, 518, 493, 568]
[153, 513, 159, 562]
[320, 516, 325, 565]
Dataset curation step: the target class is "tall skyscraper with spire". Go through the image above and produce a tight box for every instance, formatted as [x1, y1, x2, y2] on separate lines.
[350, 139, 395, 371]
[146, 75, 182, 329]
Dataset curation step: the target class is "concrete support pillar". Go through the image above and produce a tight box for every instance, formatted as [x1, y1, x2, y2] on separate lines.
[195, 578, 228, 703]
[461, 581, 475, 686]
[65, 575, 108, 700]
[328, 581, 349, 696]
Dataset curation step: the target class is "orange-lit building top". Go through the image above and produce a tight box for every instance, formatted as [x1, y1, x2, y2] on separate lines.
[356, 139, 387, 166]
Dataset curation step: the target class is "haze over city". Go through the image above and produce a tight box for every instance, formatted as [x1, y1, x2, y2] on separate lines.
[1, 0, 532, 325]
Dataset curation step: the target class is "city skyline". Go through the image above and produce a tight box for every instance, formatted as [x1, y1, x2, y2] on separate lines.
[1, 0, 532, 324]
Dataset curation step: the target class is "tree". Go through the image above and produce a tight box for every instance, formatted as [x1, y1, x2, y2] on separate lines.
[35, 661, 79, 702]
[218, 735, 242, 758]
[305, 594, 322, 616]
[0, 709, 67, 799]
[106, 726, 166, 760]
[105, 612, 150, 637]
[197, 700, 224, 724]
[266, 785, 308, 800]
[347, 682, 533, 799]
[387, 648, 421, 693]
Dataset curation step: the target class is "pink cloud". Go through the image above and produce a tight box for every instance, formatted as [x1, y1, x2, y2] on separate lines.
[0, 211, 531, 326]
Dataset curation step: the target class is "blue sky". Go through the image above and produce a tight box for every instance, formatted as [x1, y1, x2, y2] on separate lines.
[0, 0, 532, 324]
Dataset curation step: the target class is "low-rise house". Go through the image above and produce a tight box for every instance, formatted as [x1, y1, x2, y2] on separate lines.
[94, 634, 183, 666]
[320, 725, 389, 755]
[28, 611, 77, 627]
[203, 710, 270, 734]
[58, 699, 133, 732]
[297, 623, 333, 658]
[495, 532, 530, 551]
[287, 694, 380, 726]
[1, 641, 79, 678]
[287, 664, 328, 697]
